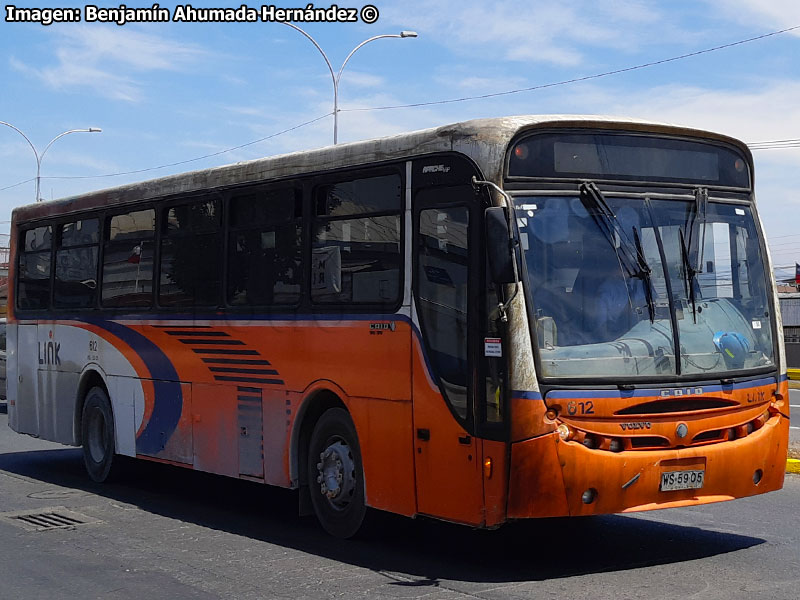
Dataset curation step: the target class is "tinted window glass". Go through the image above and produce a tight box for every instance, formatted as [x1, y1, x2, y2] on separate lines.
[102, 209, 155, 308]
[228, 225, 302, 306]
[231, 187, 301, 228]
[17, 250, 51, 310]
[417, 206, 470, 419]
[159, 200, 220, 307]
[61, 219, 99, 247]
[165, 200, 219, 233]
[509, 133, 751, 187]
[227, 187, 303, 307]
[56, 218, 99, 308]
[24, 226, 52, 251]
[312, 215, 401, 304]
[315, 174, 401, 217]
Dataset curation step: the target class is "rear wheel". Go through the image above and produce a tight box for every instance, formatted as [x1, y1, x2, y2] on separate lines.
[81, 386, 116, 483]
[307, 408, 366, 538]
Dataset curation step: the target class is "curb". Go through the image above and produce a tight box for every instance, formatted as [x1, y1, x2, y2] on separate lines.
[788, 459, 800, 475]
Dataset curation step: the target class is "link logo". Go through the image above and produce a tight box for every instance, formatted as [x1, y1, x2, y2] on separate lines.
[38, 331, 61, 366]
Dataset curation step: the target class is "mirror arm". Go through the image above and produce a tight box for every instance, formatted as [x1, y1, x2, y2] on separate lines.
[472, 177, 519, 322]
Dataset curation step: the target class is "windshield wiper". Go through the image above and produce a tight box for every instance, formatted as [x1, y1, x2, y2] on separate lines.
[632, 226, 656, 322]
[680, 187, 708, 323]
[578, 182, 655, 322]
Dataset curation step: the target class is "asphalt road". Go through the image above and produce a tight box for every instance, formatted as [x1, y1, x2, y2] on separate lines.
[1, 411, 799, 600]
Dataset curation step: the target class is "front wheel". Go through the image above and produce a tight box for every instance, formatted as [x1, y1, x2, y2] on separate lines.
[307, 408, 367, 538]
[81, 386, 116, 483]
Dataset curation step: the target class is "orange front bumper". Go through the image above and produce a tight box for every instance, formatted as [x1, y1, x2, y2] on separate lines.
[508, 413, 788, 519]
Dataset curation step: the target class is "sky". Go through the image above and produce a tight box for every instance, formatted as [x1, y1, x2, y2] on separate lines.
[1, 0, 799, 274]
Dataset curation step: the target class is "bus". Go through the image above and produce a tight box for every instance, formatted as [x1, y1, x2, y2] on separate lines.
[6, 116, 789, 538]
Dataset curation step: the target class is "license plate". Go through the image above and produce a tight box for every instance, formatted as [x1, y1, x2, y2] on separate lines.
[660, 469, 705, 492]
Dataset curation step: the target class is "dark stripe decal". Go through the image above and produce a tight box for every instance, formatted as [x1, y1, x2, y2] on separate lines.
[178, 339, 245, 345]
[214, 375, 284, 385]
[202, 358, 272, 366]
[192, 349, 259, 355]
[209, 367, 279, 375]
[165, 330, 230, 337]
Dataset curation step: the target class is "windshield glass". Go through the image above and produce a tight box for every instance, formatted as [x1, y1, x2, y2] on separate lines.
[516, 194, 775, 379]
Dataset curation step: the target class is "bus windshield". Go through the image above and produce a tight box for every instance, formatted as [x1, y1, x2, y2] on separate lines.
[516, 193, 775, 379]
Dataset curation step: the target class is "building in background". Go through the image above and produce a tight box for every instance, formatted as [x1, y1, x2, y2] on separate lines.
[779, 292, 800, 370]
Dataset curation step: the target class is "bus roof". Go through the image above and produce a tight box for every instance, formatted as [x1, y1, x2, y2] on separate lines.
[12, 114, 751, 223]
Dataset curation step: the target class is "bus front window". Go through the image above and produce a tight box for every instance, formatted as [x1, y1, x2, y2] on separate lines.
[516, 195, 774, 380]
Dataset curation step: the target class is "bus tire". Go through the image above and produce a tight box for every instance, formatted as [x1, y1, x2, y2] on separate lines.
[81, 386, 116, 483]
[307, 408, 367, 538]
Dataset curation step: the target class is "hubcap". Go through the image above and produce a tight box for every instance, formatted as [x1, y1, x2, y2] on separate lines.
[315, 439, 356, 510]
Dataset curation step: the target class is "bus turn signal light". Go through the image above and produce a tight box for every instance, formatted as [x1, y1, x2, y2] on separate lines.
[483, 457, 493, 479]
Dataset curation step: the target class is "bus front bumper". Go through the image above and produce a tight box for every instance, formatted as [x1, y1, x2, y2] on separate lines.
[507, 413, 788, 519]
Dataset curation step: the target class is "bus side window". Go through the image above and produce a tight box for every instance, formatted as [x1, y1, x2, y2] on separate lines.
[101, 209, 156, 308]
[159, 198, 221, 307]
[17, 225, 53, 310]
[55, 218, 99, 309]
[311, 174, 402, 305]
[227, 186, 303, 307]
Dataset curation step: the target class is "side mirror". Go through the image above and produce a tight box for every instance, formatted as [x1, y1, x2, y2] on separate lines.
[485, 206, 516, 284]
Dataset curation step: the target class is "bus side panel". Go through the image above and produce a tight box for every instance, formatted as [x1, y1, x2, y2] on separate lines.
[192, 383, 239, 478]
[347, 396, 416, 517]
[507, 433, 570, 519]
[36, 369, 78, 444]
[6, 322, 19, 432]
[137, 381, 193, 464]
[104, 375, 137, 457]
[13, 324, 40, 436]
[263, 389, 295, 487]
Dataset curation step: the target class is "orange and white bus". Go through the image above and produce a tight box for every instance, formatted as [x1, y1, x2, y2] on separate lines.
[6, 116, 789, 537]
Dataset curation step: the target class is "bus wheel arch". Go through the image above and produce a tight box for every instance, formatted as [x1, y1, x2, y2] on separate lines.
[292, 383, 368, 536]
[74, 369, 109, 447]
[292, 385, 348, 490]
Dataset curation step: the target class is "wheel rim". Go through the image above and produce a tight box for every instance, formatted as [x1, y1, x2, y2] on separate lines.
[315, 438, 356, 511]
[87, 407, 106, 463]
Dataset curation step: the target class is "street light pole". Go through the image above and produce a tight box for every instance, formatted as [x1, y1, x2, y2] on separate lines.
[281, 23, 417, 144]
[0, 122, 102, 202]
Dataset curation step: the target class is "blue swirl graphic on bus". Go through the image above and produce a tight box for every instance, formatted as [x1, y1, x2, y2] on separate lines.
[83, 318, 182, 455]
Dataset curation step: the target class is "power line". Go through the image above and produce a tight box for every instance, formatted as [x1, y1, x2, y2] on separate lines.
[340, 24, 800, 113]
[1, 25, 798, 188]
[41, 113, 331, 182]
[749, 138, 800, 147]
[0, 177, 34, 192]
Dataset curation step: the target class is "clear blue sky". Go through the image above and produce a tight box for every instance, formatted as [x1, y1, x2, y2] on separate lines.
[1, 1, 799, 270]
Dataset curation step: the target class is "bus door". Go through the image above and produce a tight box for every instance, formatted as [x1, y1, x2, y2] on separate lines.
[411, 166, 487, 525]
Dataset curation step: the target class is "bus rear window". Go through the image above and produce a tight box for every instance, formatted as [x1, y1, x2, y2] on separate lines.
[508, 132, 750, 187]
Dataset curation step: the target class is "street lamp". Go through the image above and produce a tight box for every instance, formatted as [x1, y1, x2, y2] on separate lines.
[282, 24, 417, 144]
[0, 122, 102, 202]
